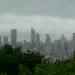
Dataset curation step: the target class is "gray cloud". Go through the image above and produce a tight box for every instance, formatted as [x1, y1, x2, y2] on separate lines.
[0, 0, 75, 18]
[0, 15, 75, 39]
[0, 0, 75, 41]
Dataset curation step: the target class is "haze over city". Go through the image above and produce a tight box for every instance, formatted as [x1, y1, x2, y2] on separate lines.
[0, 0, 75, 41]
[0, 1, 75, 75]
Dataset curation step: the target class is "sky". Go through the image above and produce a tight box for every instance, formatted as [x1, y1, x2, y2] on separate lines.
[0, 0, 75, 41]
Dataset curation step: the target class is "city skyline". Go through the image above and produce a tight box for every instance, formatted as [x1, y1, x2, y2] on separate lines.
[0, 0, 75, 58]
[0, 28, 74, 44]
[0, 15, 75, 40]
[0, 0, 75, 74]
[0, 27, 75, 42]
[0, 28, 74, 59]
[0, 0, 75, 41]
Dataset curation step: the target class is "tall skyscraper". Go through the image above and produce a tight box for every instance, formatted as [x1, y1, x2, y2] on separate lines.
[31, 28, 35, 49]
[45, 34, 51, 46]
[73, 33, 75, 41]
[45, 34, 52, 56]
[72, 33, 75, 54]
[60, 35, 68, 51]
[60, 35, 68, 57]
[11, 29, 17, 47]
[36, 33, 41, 52]
[36, 33, 40, 45]
[24, 40, 31, 50]
[0, 36, 2, 48]
[3, 36, 8, 45]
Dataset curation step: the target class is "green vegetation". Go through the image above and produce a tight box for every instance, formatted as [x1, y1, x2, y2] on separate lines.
[0, 44, 43, 75]
[34, 60, 75, 75]
[0, 44, 75, 75]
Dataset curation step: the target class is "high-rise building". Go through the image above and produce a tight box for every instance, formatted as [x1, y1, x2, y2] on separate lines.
[61, 35, 68, 49]
[36, 33, 40, 45]
[45, 34, 51, 46]
[71, 33, 75, 57]
[73, 33, 75, 41]
[31, 28, 35, 49]
[0, 36, 2, 48]
[11, 29, 17, 47]
[24, 40, 31, 50]
[72, 33, 75, 50]
[60, 35, 68, 57]
[45, 34, 52, 56]
[3, 36, 8, 45]
[24, 40, 27, 49]
[36, 33, 41, 52]
[54, 39, 62, 58]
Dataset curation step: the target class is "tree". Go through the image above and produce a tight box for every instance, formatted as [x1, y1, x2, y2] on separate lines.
[0, 44, 43, 75]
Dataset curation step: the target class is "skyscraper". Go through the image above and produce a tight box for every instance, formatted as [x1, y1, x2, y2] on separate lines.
[0, 36, 2, 48]
[45, 34, 52, 55]
[31, 28, 35, 49]
[11, 29, 17, 47]
[72, 33, 75, 53]
[45, 34, 53, 55]
[3, 36, 8, 45]
[36, 33, 41, 52]
[24, 40, 31, 50]
[73, 33, 75, 40]
[60, 35, 68, 51]
[45, 34, 51, 46]
[36, 33, 40, 45]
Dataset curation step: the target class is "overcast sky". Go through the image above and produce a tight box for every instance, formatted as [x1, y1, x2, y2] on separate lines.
[0, 0, 75, 17]
[0, 0, 75, 40]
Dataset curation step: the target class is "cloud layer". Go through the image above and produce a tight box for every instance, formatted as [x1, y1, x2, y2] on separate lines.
[0, 0, 75, 40]
[0, 0, 75, 18]
[0, 15, 75, 41]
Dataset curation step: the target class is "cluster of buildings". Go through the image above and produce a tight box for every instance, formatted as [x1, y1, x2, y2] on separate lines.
[0, 28, 75, 60]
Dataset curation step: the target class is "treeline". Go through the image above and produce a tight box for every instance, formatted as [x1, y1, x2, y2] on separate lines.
[0, 44, 43, 75]
[0, 44, 75, 75]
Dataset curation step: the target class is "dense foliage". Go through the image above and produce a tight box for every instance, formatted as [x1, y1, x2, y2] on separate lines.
[34, 60, 75, 75]
[0, 44, 43, 75]
[0, 44, 75, 75]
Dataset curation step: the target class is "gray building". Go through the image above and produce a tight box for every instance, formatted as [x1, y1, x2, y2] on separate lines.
[45, 34, 52, 56]
[11, 29, 17, 47]
[35, 33, 41, 53]
[72, 33, 75, 50]
[0, 36, 2, 48]
[3, 36, 8, 45]
[45, 34, 51, 46]
[31, 28, 35, 49]
[36, 33, 40, 45]
[24, 40, 31, 50]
